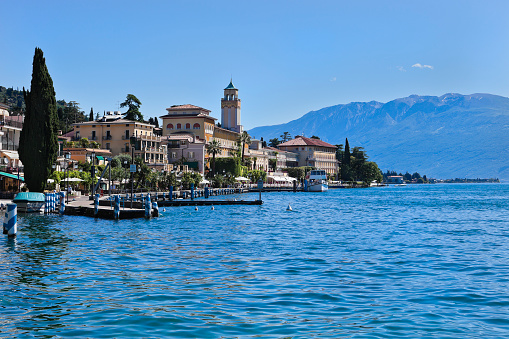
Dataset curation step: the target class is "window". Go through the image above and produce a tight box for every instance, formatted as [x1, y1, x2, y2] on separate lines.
[106, 143, 110, 150]
[167, 123, 174, 130]
[176, 123, 182, 129]
[193, 123, 200, 129]
[185, 123, 190, 129]
[125, 130, 129, 139]
[171, 152, 177, 158]
[188, 151, 195, 159]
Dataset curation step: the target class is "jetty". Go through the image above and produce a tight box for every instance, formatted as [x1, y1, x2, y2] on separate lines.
[64, 187, 262, 220]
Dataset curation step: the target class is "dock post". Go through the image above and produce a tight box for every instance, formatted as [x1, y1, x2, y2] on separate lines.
[114, 195, 120, 219]
[205, 187, 209, 198]
[304, 179, 308, 192]
[44, 193, 48, 214]
[2, 208, 7, 234]
[191, 183, 194, 201]
[94, 193, 100, 217]
[169, 186, 173, 201]
[152, 200, 159, 217]
[145, 194, 152, 218]
[5, 203, 17, 238]
[59, 192, 65, 215]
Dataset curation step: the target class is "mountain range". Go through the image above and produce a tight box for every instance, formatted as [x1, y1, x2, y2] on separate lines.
[248, 93, 509, 181]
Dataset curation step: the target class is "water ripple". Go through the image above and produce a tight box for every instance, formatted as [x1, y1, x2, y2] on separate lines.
[1, 184, 509, 337]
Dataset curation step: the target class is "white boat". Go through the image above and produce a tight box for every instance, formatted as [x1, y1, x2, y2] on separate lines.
[395, 183, 407, 187]
[306, 170, 328, 192]
[12, 192, 45, 213]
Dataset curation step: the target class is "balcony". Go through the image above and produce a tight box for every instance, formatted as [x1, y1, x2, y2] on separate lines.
[0, 119, 23, 129]
[102, 135, 112, 140]
[89, 136, 97, 141]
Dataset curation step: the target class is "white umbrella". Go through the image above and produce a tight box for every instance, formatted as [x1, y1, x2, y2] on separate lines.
[200, 179, 210, 184]
[47, 178, 54, 183]
[66, 177, 84, 182]
[235, 176, 249, 181]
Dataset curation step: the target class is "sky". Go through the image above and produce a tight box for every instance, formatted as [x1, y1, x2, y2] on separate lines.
[1, 0, 509, 130]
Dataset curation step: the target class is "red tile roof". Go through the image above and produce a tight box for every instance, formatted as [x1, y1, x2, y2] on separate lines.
[166, 104, 211, 112]
[278, 136, 337, 148]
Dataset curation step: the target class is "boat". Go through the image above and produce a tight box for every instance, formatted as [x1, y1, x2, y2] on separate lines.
[306, 169, 328, 192]
[12, 192, 46, 213]
[395, 183, 407, 187]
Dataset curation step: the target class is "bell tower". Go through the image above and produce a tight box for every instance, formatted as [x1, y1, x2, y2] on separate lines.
[221, 79, 242, 133]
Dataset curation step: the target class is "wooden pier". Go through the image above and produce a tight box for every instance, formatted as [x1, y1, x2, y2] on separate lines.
[64, 187, 262, 220]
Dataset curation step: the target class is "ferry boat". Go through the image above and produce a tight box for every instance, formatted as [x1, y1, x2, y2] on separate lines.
[306, 169, 328, 192]
[12, 192, 46, 213]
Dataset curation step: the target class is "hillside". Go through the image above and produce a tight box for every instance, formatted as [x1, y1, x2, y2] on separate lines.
[248, 93, 509, 180]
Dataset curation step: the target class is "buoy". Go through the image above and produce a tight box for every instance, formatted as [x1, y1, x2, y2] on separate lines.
[195, 206, 198, 211]
[211, 206, 214, 210]
[162, 208, 166, 212]
[286, 203, 292, 211]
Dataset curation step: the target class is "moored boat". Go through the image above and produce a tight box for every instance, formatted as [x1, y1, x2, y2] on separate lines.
[12, 192, 46, 213]
[306, 169, 328, 192]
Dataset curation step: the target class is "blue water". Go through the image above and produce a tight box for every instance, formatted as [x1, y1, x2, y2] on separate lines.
[1, 184, 509, 338]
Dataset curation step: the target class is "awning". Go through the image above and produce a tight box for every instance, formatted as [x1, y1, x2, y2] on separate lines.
[235, 176, 250, 181]
[0, 171, 24, 182]
[96, 156, 104, 161]
[267, 175, 296, 183]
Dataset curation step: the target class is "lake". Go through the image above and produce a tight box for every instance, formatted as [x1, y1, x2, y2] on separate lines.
[1, 184, 508, 337]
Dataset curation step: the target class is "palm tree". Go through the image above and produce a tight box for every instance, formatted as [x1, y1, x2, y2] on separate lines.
[239, 131, 252, 160]
[206, 139, 221, 176]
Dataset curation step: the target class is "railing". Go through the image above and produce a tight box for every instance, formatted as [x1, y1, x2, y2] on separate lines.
[0, 119, 23, 129]
[89, 136, 97, 140]
[1, 143, 18, 151]
[102, 135, 112, 140]
[122, 135, 130, 140]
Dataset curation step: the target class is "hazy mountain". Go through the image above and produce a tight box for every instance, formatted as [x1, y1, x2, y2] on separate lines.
[248, 93, 509, 180]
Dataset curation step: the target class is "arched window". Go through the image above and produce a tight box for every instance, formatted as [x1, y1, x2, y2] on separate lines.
[185, 123, 190, 129]
[176, 123, 182, 129]
[193, 123, 200, 129]
[166, 123, 174, 130]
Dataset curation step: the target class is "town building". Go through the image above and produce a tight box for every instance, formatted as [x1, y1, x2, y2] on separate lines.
[277, 136, 338, 175]
[72, 111, 169, 171]
[0, 102, 23, 171]
[160, 80, 247, 174]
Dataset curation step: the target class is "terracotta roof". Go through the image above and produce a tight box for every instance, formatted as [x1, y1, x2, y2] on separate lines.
[278, 136, 337, 148]
[166, 104, 211, 112]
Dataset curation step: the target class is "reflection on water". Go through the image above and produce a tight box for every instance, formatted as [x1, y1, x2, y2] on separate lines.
[1, 184, 509, 337]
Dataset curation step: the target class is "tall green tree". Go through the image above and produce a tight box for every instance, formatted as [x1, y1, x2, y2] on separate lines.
[89, 107, 94, 121]
[206, 139, 221, 176]
[268, 137, 280, 147]
[120, 94, 143, 121]
[19, 47, 58, 192]
[280, 131, 291, 142]
[239, 131, 251, 160]
[341, 138, 352, 181]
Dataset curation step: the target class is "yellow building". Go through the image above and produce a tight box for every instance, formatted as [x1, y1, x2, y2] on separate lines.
[278, 136, 338, 175]
[160, 81, 248, 173]
[72, 112, 168, 171]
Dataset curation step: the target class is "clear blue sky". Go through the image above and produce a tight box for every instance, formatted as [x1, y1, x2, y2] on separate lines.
[2, 0, 508, 129]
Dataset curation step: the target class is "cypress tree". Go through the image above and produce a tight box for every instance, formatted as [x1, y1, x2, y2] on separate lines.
[89, 107, 94, 121]
[341, 138, 352, 181]
[19, 47, 58, 192]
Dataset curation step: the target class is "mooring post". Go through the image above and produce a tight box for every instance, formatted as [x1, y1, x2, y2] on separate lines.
[59, 192, 65, 215]
[152, 200, 159, 217]
[191, 183, 194, 201]
[94, 193, 100, 217]
[114, 195, 120, 220]
[145, 194, 152, 218]
[5, 203, 17, 238]
[169, 186, 173, 201]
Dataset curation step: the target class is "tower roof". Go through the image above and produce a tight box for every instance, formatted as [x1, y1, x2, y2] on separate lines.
[224, 79, 236, 90]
